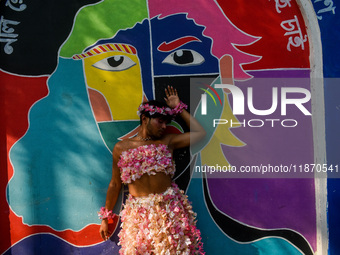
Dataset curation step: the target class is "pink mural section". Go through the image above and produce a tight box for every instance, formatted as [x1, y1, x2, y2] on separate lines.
[148, 0, 260, 80]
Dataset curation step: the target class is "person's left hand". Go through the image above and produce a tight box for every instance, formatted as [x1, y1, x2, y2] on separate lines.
[164, 85, 180, 109]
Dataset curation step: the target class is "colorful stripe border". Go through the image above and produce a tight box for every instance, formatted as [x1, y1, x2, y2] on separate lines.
[72, 43, 137, 60]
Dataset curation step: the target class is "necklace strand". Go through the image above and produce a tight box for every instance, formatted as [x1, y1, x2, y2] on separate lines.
[136, 134, 152, 141]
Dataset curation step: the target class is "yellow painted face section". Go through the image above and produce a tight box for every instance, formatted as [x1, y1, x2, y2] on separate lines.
[84, 51, 143, 120]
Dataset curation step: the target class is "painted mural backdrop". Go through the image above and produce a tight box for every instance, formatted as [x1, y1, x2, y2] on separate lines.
[0, 0, 338, 254]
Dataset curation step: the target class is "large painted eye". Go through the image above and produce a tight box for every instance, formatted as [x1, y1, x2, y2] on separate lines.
[162, 49, 205, 66]
[92, 55, 136, 71]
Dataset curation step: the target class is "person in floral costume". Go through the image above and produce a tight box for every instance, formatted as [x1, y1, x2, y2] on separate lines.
[99, 86, 206, 254]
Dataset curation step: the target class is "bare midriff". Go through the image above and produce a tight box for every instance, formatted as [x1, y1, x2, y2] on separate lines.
[128, 172, 172, 197]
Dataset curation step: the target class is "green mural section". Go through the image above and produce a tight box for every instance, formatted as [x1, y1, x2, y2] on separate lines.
[60, 0, 148, 57]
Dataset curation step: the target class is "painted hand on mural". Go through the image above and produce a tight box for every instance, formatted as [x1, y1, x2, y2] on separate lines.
[219, 54, 234, 93]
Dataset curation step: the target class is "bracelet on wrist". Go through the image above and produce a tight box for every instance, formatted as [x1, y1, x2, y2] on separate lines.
[98, 207, 116, 220]
[172, 101, 188, 115]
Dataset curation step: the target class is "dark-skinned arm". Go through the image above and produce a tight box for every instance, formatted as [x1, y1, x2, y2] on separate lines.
[99, 144, 122, 241]
[164, 86, 206, 150]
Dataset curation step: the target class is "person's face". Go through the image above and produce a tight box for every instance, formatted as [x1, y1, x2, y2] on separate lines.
[146, 117, 167, 139]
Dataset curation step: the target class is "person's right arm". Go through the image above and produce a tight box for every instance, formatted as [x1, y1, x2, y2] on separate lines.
[99, 143, 122, 240]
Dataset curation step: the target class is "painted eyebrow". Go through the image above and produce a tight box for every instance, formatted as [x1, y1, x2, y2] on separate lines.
[157, 36, 201, 52]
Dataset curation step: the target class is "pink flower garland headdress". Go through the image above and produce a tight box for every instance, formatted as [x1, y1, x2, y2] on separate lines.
[137, 101, 187, 117]
[137, 103, 173, 116]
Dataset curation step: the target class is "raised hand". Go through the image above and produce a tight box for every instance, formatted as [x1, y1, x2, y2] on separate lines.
[164, 85, 180, 109]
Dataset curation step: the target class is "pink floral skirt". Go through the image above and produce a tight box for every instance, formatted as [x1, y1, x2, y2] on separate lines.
[118, 183, 204, 255]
